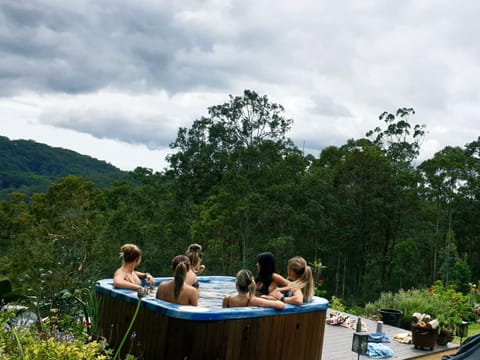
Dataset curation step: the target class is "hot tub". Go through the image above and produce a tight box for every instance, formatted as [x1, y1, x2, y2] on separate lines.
[95, 276, 328, 360]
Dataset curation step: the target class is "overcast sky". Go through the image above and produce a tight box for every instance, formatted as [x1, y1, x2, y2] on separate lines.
[1, 0, 479, 171]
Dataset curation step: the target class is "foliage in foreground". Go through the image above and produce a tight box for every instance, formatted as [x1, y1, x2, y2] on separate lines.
[0, 308, 111, 360]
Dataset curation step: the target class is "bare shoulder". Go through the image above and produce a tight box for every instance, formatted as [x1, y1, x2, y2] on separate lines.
[184, 284, 198, 305]
[185, 283, 197, 294]
[272, 273, 288, 285]
[157, 281, 170, 294]
[113, 268, 122, 277]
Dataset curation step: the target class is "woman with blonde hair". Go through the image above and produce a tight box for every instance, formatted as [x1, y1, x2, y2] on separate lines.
[156, 255, 198, 306]
[185, 243, 205, 288]
[113, 243, 155, 291]
[269, 256, 314, 305]
[223, 269, 285, 310]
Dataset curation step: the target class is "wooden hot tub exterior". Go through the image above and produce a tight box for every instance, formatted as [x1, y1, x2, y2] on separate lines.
[96, 277, 328, 360]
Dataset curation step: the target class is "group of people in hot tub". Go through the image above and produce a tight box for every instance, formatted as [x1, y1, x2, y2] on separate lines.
[113, 243, 314, 310]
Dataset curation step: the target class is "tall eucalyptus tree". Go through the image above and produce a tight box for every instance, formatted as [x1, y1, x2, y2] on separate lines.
[168, 90, 300, 269]
[418, 144, 478, 285]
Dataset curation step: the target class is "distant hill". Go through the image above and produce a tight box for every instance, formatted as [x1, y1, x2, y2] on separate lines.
[0, 135, 128, 200]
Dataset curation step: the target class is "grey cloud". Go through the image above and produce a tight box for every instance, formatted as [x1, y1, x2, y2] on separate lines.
[310, 96, 352, 118]
[40, 110, 177, 150]
[1, 0, 479, 168]
[0, 0, 226, 96]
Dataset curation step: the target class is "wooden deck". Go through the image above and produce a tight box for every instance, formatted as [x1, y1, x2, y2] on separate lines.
[322, 310, 459, 360]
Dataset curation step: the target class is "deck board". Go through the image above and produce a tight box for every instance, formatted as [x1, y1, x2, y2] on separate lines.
[322, 310, 459, 360]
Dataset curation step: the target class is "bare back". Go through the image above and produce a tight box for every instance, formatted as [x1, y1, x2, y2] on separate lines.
[113, 267, 141, 290]
[256, 272, 288, 296]
[156, 280, 198, 306]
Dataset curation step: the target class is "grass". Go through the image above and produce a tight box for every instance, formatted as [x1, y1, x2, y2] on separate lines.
[451, 321, 480, 344]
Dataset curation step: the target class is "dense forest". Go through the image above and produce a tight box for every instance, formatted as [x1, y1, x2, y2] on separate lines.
[1, 90, 479, 306]
[0, 135, 128, 200]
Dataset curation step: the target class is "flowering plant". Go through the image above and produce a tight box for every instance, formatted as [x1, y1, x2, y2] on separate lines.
[311, 260, 327, 297]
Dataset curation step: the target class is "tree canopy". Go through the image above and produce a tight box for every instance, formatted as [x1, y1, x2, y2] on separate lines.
[1, 91, 479, 307]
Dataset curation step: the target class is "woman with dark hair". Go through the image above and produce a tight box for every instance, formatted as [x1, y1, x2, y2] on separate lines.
[156, 255, 198, 306]
[255, 252, 288, 296]
[113, 243, 155, 291]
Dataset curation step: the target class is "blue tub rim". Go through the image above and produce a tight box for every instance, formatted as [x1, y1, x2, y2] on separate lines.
[95, 275, 329, 321]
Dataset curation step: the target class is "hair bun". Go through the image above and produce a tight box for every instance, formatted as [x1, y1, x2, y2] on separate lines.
[188, 243, 202, 252]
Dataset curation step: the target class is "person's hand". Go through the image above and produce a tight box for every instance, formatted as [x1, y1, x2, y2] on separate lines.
[145, 273, 155, 285]
[197, 264, 206, 274]
[269, 289, 283, 300]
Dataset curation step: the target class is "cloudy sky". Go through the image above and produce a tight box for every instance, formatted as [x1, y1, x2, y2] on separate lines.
[0, 1, 479, 172]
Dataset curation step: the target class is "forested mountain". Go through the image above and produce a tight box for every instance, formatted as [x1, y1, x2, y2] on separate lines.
[0, 135, 127, 199]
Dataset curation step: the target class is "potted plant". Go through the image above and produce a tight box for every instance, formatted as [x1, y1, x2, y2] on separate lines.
[411, 313, 437, 350]
[436, 314, 457, 345]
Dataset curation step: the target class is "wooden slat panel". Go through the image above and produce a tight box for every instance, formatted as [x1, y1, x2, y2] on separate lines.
[97, 293, 327, 360]
[260, 313, 287, 357]
[223, 318, 244, 359]
[201, 320, 226, 359]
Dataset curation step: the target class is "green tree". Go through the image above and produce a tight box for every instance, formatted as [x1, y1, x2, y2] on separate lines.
[16, 176, 104, 295]
[366, 107, 425, 163]
[168, 90, 299, 268]
[418, 146, 470, 282]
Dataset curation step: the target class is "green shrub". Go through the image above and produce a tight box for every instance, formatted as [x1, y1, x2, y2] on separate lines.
[0, 308, 112, 359]
[23, 337, 110, 360]
[329, 296, 345, 312]
[363, 281, 471, 330]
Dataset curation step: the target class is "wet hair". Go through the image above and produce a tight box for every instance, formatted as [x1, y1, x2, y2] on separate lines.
[171, 255, 191, 301]
[119, 244, 141, 263]
[236, 269, 256, 301]
[287, 256, 314, 302]
[185, 243, 203, 270]
[255, 252, 276, 293]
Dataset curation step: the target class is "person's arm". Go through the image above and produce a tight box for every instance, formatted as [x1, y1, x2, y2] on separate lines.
[261, 288, 283, 301]
[283, 289, 303, 306]
[272, 273, 289, 287]
[195, 264, 206, 274]
[113, 269, 142, 291]
[135, 271, 155, 285]
[251, 296, 285, 310]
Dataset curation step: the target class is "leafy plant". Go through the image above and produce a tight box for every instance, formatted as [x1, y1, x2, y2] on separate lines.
[330, 296, 345, 312]
[430, 280, 471, 329]
[0, 307, 112, 359]
[363, 281, 471, 330]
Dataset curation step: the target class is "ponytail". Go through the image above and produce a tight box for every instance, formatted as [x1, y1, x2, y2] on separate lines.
[171, 255, 190, 301]
[287, 256, 314, 302]
[174, 262, 187, 300]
